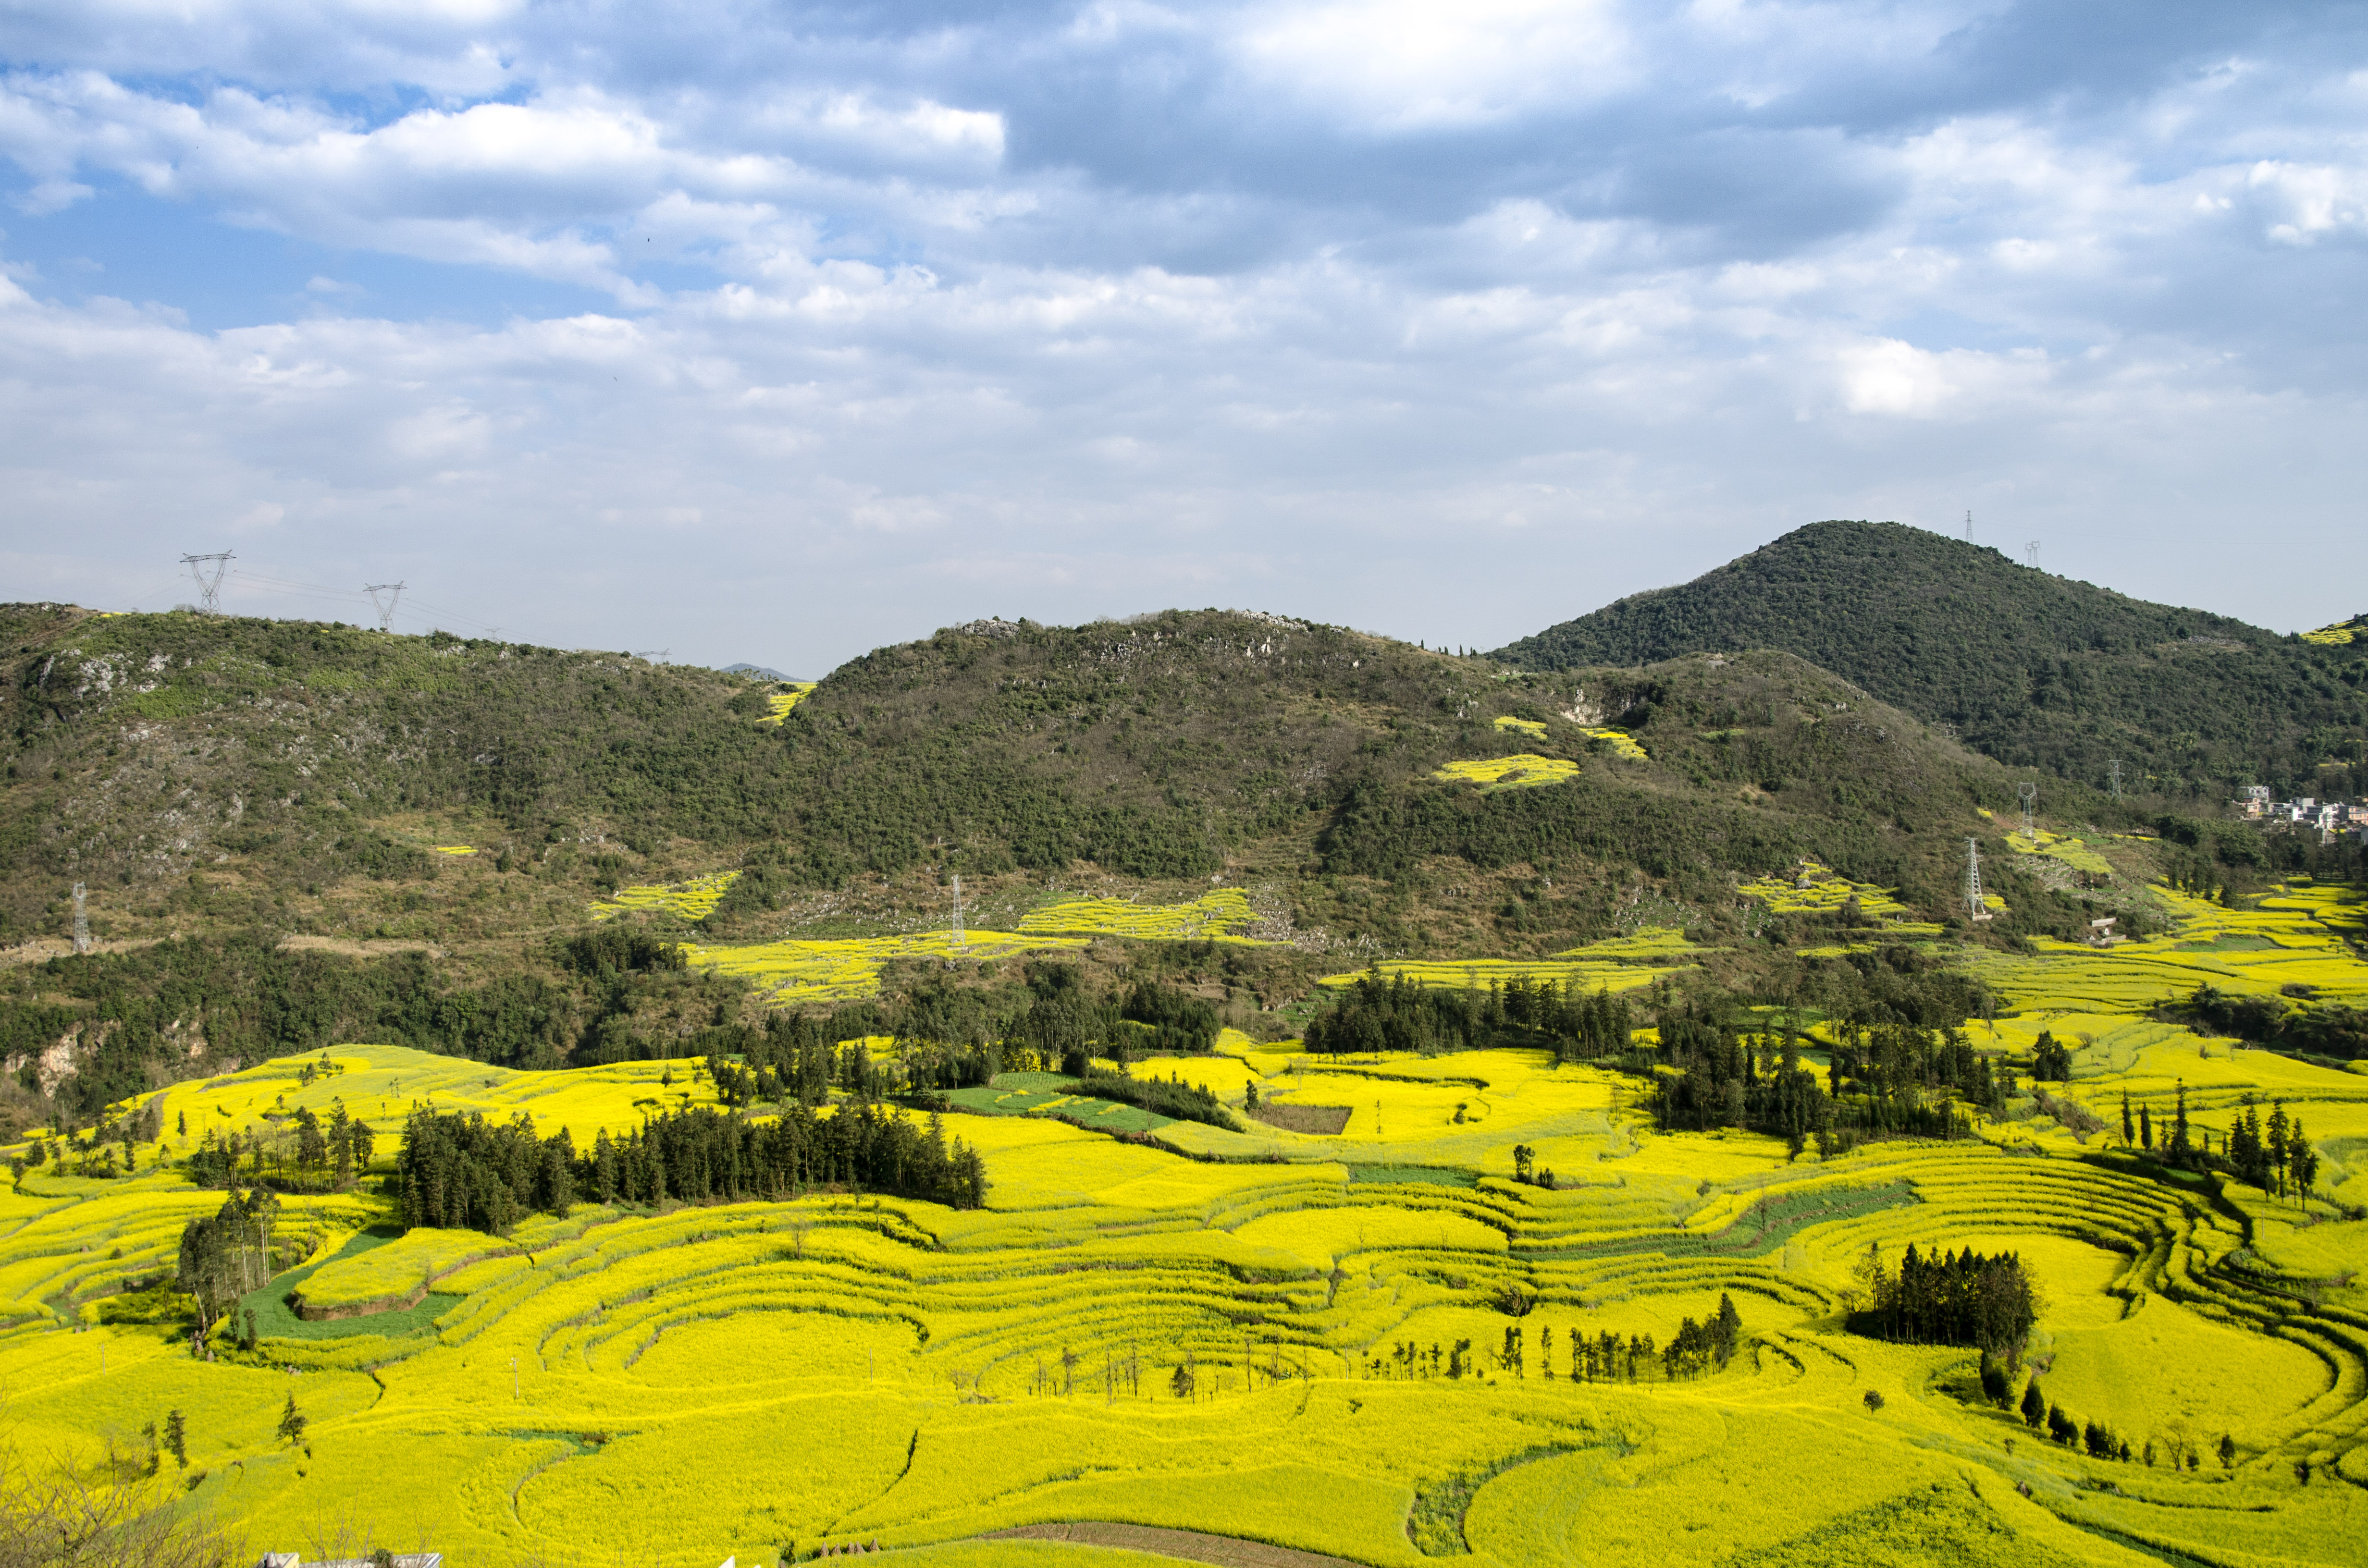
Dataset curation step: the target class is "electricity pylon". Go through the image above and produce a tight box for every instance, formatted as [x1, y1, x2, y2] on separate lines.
[364, 582, 405, 632]
[1965, 840, 1991, 922]
[180, 552, 233, 614]
[950, 873, 965, 951]
[72, 882, 90, 954]
[2018, 782, 2038, 836]
[2108, 758, 2124, 800]
[2024, 540, 2041, 570]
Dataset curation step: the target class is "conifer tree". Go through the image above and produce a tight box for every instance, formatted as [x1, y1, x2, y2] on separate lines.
[2021, 1377, 2047, 1429]
[163, 1409, 187, 1469]
[278, 1394, 306, 1446]
[2267, 1102, 2290, 1199]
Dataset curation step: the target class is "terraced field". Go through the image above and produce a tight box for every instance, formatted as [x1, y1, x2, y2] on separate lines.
[5, 886, 2368, 1567]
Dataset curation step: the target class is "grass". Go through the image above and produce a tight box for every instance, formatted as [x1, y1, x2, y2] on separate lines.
[7, 883, 2368, 1568]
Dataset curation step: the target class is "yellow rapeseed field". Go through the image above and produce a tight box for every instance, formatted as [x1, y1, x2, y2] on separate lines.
[590, 869, 741, 922]
[8, 881, 2368, 1567]
[1432, 754, 1581, 790]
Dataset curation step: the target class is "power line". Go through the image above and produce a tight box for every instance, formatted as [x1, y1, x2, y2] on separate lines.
[364, 582, 406, 633]
[180, 552, 234, 614]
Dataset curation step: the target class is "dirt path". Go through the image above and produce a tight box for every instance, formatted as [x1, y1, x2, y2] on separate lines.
[986, 1522, 1377, 1568]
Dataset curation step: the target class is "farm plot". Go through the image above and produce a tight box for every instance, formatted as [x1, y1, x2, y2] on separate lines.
[590, 869, 740, 922]
[10, 882, 2368, 1567]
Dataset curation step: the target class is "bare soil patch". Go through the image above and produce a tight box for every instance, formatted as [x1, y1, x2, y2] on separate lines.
[1246, 1103, 1352, 1135]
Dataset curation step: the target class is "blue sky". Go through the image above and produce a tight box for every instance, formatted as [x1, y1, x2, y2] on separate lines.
[2, 0, 2364, 673]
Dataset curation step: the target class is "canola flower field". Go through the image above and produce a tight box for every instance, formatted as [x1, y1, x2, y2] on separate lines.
[1736, 861, 1910, 919]
[1488, 715, 1647, 760]
[8, 890, 2368, 1567]
[591, 870, 743, 924]
[1432, 755, 1582, 791]
[1015, 891, 1267, 943]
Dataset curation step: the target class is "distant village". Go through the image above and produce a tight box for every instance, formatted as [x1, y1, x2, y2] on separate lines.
[2238, 785, 2368, 840]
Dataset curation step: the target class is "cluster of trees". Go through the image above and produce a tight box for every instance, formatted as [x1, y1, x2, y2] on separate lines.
[2224, 1097, 2321, 1201]
[396, 1110, 578, 1233]
[1654, 984, 2011, 1152]
[1849, 1243, 2038, 1362]
[2181, 982, 2368, 1064]
[174, 1189, 279, 1333]
[8, 1101, 165, 1182]
[187, 1103, 376, 1192]
[392, 1094, 991, 1234]
[586, 1102, 986, 1211]
[1306, 974, 1637, 1061]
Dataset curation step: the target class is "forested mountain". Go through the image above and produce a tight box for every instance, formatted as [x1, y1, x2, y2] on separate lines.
[1492, 521, 2368, 797]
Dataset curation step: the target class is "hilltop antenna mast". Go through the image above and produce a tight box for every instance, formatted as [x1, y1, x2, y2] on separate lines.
[2017, 781, 2038, 837]
[2024, 540, 2041, 571]
[950, 873, 965, 952]
[179, 552, 233, 615]
[363, 582, 405, 632]
[71, 882, 90, 954]
[1965, 840, 1992, 922]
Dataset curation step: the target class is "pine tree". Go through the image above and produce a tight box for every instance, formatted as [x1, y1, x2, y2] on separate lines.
[2170, 1081, 2193, 1164]
[2292, 1124, 2319, 1211]
[2267, 1102, 2290, 1199]
[2021, 1377, 2047, 1429]
[163, 1409, 187, 1469]
[277, 1394, 307, 1446]
[2120, 1091, 2134, 1146]
[2139, 1102, 2153, 1149]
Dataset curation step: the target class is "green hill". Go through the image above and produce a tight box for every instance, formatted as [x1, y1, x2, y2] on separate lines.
[11, 590, 2349, 1117]
[1492, 520, 2368, 798]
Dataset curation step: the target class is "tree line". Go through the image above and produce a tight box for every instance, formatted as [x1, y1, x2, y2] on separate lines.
[1306, 973, 1637, 1061]
[393, 1096, 989, 1235]
[1368, 1297, 1743, 1384]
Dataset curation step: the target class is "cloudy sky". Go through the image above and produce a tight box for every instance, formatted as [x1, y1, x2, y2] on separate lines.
[2, 0, 2364, 673]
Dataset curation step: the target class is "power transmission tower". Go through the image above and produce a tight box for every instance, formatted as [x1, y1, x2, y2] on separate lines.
[1964, 510, 1972, 544]
[1965, 840, 1992, 922]
[363, 582, 405, 632]
[71, 882, 90, 954]
[2024, 540, 2041, 570]
[179, 552, 234, 614]
[2018, 781, 2038, 837]
[950, 873, 965, 951]
[2108, 758, 2124, 801]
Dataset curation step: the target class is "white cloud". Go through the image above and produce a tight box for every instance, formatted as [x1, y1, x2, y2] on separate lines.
[0, 0, 2366, 664]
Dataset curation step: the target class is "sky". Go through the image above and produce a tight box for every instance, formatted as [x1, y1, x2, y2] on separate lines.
[1, 0, 2365, 675]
